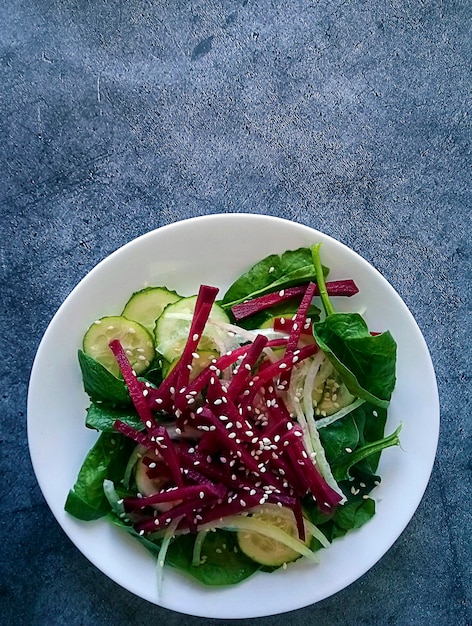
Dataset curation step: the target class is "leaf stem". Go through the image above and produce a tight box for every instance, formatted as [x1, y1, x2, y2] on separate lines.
[311, 244, 335, 317]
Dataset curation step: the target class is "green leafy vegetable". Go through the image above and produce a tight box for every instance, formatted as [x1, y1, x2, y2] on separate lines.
[327, 498, 376, 539]
[166, 530, 260, 586]
[238, 302, 321, 331]
[85, 402, 144, 432]
[312, 315, 397, 408]
[331, 425, 401, 482]
[65, 432, 134, 520]
[221, 247, 328, 310]
[78, 350, 131, 406]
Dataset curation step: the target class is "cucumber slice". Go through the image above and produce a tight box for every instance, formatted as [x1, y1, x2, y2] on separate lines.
[236, 505, 312, 567]
[122, 287, 181, 334]
[83, 315, 154, 378]
[154, 296, 230, 362]
[313, 359, 356, 416]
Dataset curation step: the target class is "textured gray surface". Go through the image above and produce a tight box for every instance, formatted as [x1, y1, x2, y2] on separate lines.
[1, 0, 471, 624]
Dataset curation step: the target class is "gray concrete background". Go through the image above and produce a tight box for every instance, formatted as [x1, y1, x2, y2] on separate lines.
[1, 0, 470, 624]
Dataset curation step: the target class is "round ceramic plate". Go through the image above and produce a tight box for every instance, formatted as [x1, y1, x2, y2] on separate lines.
[27, 214, 439, 619]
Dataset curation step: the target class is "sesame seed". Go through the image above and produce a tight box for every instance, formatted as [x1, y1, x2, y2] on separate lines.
[193, 333, 199, 341]
[345, 447, 352, 453]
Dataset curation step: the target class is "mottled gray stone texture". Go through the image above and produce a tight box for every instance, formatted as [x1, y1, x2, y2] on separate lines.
[1, 0, 470, 624]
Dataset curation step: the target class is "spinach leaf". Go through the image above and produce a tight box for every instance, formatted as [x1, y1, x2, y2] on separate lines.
[107, 513, 163, 557]
[65, 432, 134, 521]
[165, 530, 259, 586]
[312, 313, 397, 408]
[221, 247, 328, 309]
[85, 402, 144, 432]
[318, 402, 400, 482]
[237, 302, 321, 331]
[326, 498, 376, 540]
[303, 491, 376, 546]
[331, 425, 401, 482]
[78, 350, 131, 406]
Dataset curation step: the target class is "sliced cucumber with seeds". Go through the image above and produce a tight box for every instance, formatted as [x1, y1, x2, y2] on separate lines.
[83, 315, 155, 378]
[154, 296, 230, 362]
[121, 286, 181, 335]
[313, 359, 356, 416]
[236, 504, 313, 567]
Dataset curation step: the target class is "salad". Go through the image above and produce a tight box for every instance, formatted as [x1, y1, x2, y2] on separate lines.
[65, 244, 400, 590]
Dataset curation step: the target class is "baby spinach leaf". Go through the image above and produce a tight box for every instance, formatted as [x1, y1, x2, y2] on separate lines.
[221, 247, 328, 309]
[312, 313, 397, 408]
[328, 498, 376, 536]
[304, 492, 376, 545]
[319, 414, 362, 467]
[78, 350, 131, 406]
[237, 302, 321, 331]
[85, 402, 144, 432]
[65, 432, 134, 521]
[331, 425, 401, 482]
[165, 530, 259, 586]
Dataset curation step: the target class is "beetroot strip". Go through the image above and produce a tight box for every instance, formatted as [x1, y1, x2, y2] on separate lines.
[109, 339, 156, 428]
[278, 282, 317, 390]
[231, 280, 359, 321]
[124, 483, 226, 511]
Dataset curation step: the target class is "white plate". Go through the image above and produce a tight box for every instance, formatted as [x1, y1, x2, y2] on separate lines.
[27, 214, 439, 619]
